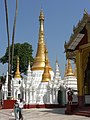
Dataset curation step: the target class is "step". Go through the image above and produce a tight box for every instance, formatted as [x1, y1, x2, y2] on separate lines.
[73, 107, 90, 117]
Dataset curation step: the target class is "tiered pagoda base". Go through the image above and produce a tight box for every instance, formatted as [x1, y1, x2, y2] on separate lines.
[24, 104, 65, 109]
[2, 100, 65, 109]
[3, 100, 16, 109]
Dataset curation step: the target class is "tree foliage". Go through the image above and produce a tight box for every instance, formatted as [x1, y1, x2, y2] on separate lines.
[0, 42, 34, 74]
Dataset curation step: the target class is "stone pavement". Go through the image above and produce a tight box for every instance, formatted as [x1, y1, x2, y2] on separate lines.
[0, 108, 90, 120]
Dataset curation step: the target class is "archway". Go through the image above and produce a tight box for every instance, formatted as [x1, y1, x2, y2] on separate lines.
[58, 90, 63, 105]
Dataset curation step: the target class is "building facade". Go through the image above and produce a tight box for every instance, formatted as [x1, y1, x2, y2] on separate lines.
[65, 11, 90, 106]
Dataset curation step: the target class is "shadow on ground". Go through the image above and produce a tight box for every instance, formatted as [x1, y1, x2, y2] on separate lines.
[39, 108, 66, 115]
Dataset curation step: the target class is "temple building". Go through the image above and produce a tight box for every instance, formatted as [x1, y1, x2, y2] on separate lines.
[64, 11, 90, 106]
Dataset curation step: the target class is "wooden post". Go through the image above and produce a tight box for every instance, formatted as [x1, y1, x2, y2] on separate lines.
[76, 50, 84, 107]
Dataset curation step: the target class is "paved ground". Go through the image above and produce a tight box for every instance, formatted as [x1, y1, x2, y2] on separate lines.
[0, 108, 90, 120]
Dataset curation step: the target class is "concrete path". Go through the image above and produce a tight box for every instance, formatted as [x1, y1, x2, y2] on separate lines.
[0, 108, 90, 120]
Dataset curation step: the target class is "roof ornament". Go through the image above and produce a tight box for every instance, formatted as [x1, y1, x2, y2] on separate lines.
[84, 9, 88, 15]
[73, 25, 76, 32]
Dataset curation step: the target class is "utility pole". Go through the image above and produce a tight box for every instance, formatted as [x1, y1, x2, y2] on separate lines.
[4, 0, 18, 99]
[11, 0, 18, 73]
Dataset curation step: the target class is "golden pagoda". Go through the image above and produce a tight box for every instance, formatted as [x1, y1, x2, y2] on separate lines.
[41, 48, 51, 82]
[14, 56, 21, 78]
[66, 59, 74, 76]
[32, 9, 52, 71]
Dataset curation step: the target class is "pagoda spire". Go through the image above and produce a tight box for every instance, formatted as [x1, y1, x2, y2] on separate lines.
[54, 56, 61, 80]
[32, 9, 52, 71]
[27, 59, 31, 76]
[41, 48, 51, 82]
[14, 56, 21, 78]
[66, 59, 74, 76]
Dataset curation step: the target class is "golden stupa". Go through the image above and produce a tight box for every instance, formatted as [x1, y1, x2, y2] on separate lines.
[32, 9, 52, 71]
[42, 48, 51, 82]
[14, 56, 21, 78]
[66, 59, 74, 76]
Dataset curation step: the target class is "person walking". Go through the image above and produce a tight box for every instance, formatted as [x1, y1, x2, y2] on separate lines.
[14, 102, 20, 120]
[18, 99, 24, 120]
[67, 88, 73, 105]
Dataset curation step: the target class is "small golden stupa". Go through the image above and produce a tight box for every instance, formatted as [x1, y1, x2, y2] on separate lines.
[41, 48, 51, 82]
[65, 59, 74, 76]
[14, 56, 21, 78]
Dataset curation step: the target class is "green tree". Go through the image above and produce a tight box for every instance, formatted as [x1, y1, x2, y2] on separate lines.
[0, 42, 34, 75]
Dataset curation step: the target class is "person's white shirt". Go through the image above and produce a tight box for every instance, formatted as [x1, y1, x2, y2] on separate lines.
[19, 102, 23, 109]
[17, 99, 24, 109]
